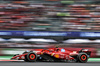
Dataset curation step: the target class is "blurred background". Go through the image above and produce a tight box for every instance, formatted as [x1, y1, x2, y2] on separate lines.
[0, 0, 100, 61]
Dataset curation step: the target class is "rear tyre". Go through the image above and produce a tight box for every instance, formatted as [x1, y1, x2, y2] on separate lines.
[78, 53, 88, 63]
[24, 52, 37, 62]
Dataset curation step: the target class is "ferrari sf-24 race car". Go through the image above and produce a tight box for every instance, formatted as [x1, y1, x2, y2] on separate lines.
[11, 48, 91, 63]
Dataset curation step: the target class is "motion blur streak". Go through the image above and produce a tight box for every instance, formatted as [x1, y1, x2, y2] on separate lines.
[0, 0, 100, 63]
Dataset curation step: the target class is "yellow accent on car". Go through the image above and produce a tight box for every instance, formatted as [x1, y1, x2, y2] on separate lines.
[41, 52, 43, 55]
[51, 53, 55, 56]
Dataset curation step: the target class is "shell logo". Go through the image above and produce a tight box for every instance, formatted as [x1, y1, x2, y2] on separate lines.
[55, 54, 59, 58]
[41, 52, 43, 55]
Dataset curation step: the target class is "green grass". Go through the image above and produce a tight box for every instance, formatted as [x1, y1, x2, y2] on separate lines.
[0, 56, 13, 58]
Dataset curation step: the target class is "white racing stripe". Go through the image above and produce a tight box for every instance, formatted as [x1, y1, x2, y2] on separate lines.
[0, 60, 24, 61]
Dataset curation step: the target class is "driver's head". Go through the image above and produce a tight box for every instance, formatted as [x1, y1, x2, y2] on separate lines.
[56, 45, 59, 48]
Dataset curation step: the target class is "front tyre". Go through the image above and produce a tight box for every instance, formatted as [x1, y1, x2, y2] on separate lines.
[24, 52, 37, 62]
[78, 53, 88, 63]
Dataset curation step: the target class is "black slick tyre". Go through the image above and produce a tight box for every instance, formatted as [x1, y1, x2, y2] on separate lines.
[78, 53, 88, 63]
[24, 52, 37, 62]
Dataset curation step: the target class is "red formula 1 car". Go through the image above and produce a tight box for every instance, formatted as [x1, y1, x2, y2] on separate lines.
[11, 48, 91, 63]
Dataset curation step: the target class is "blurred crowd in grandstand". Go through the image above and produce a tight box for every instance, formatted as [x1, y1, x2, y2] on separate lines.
[0, 0, 100, 31]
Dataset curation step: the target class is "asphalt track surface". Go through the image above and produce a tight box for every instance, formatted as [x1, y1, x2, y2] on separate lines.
[0, 61, 100, 66]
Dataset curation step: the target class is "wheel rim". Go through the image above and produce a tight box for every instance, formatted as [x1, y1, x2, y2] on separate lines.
[29, 54, 36, 60]
[81, 55, 87, 61]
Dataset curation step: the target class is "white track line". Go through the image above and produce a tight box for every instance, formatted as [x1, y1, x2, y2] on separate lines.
[0, 58, 100, 61]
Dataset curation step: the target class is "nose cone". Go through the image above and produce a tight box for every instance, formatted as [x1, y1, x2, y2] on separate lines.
[11, 57, 14, 60]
